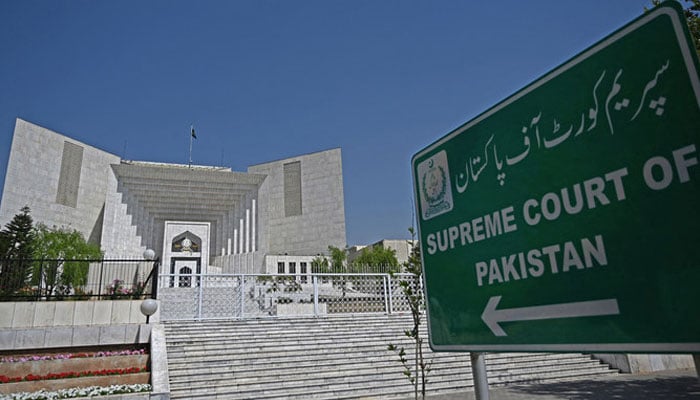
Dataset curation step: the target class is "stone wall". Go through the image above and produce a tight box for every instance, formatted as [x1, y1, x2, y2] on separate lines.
[101, 169, 151, 258]
[0, 300, 160, 329]
[249, 148, 347, 256]
[0, 300, 169, 398]
[0, 119, 120, 243]
[594, 352, 697, 373]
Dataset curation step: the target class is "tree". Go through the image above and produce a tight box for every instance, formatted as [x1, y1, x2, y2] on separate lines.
[349, 245, 399, 273]
[311, 255, 330, 274]
[388, 228, 431, 399]
[684, 0, 700, 53]
[32, 224, 102, 298]
[0, 206, 35, 297]
[310, 246, 347, 273]
[648, 0, 700, 54]
[328, 245, 347, 272]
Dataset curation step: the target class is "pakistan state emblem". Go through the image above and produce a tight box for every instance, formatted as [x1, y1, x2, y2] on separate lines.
[417, 150, 453, 220]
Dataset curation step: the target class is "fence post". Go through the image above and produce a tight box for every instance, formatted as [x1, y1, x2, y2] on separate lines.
[240, 275, 245, 318]
[98, 259, 104, 299]
[38, 260, 45, 301]
[383, 274, 390, 315]
[387, 274, 394, 315]
[151, 259, 159, 299]
[197, 273, 204, 320]
[313, 275, 319, 316]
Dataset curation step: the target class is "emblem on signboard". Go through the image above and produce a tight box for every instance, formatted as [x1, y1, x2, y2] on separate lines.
[417, 150, 453, 220]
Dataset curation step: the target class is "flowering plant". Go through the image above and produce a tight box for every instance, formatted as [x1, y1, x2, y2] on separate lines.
[0, 367, 147, 383]
[4, 383, 151, 400]
[105, 280, 146, 299]
[1, 349, 146, 363]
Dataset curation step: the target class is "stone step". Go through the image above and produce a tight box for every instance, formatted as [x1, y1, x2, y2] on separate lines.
[164, 314, 416, 332]
[167, 342, 420, 361]
[168, 352, 444, 372]
[164, 315, 619, 399]
[167, 353, 604, 379]
[164, 315, 411, 327]
[169, 365, 609, 395]
[165, 329, 421, 345]
[166, 351, 594, 374]
[168, 363, 615, 400]
[169, 369, 433, 391]
[168, 357, 610, 388]
[169, 379, 433, 400]
[166, 332, 421, 349]
[164, 320, 420, 341]
[165, 342, 597, 371]
[168, 336, 406, 352]
[167, 350, 611, 380]
[168, 358, 612, 392]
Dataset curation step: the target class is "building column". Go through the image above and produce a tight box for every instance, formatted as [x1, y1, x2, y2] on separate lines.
[239, 218, 244, 253]
[245, 208, 250, 253]
[252, 199, 257, 252]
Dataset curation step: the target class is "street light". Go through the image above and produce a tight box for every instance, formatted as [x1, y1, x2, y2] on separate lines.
[142, 248, 160, 300]
[140, 299, 158, 324]
[143, 248, 155, 260]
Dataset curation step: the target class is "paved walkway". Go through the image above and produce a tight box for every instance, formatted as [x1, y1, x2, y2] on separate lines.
[421, 370, 700, 400]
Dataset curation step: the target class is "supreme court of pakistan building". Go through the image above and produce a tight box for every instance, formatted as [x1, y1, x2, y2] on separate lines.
[0, 119, 347, 277]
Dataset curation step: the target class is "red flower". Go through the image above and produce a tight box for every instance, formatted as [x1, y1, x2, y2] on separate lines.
[0, 366, 148, 383]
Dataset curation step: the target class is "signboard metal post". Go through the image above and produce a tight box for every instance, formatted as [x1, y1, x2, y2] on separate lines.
[470, 352, 489, 400]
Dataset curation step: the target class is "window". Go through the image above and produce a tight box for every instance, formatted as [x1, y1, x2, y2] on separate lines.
[300, 262, 308, 283]
[277, 262, 285, 274]
[289, 262, 296, 274]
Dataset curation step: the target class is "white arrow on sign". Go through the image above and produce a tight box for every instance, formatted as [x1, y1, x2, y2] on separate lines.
[482, 296, 620, 337]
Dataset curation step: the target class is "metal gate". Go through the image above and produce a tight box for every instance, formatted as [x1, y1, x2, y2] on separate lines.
[157, 273, 418, 321]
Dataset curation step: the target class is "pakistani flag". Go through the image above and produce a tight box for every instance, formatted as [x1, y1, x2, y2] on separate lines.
[191, 126, 197, 139]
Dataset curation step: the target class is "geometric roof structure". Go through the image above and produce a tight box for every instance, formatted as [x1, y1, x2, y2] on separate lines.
[112, 161, 265, 222]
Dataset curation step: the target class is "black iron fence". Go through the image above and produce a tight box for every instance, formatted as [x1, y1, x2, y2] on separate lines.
[0, 258, 159, 301]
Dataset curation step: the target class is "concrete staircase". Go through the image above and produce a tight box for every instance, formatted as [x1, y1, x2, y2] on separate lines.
[164, 314, 619, 399]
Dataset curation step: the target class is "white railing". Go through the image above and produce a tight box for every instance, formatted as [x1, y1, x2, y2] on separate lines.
[157, 273, 420, 321]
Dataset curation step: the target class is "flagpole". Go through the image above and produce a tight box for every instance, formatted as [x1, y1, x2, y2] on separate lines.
[189, 125, 193, 168]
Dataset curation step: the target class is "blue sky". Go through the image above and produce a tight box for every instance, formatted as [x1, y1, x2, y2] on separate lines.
[0, 1, 653, 246]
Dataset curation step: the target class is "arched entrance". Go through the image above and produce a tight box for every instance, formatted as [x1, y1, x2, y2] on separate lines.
[161, 221, 210, 285]
[170, 257, 201, 287]
[167, 229, 204, 287]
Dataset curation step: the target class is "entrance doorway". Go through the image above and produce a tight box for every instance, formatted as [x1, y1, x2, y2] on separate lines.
[170, 257, 201, 287]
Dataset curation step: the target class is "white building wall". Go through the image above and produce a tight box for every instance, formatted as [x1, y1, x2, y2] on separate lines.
[212, 252, 265, 274]
[248, 148, 346, 257]
[101, 176, 146, 259]
[263, 254, 318, 275]
[0, 119, 120, 244]
[0, 121, 348, 271]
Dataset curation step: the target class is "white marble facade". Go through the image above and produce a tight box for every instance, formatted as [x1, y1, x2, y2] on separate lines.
[0, 119, 347, 273]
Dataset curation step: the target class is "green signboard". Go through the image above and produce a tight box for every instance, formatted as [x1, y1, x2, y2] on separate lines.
[412, 2, 700, 352]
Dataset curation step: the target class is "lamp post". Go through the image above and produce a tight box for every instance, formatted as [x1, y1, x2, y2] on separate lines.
[143, 248, 155, 261]
[140, 248, 159, 323]
[140, 299, 158, 324]
[142, 248, 160, 299]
